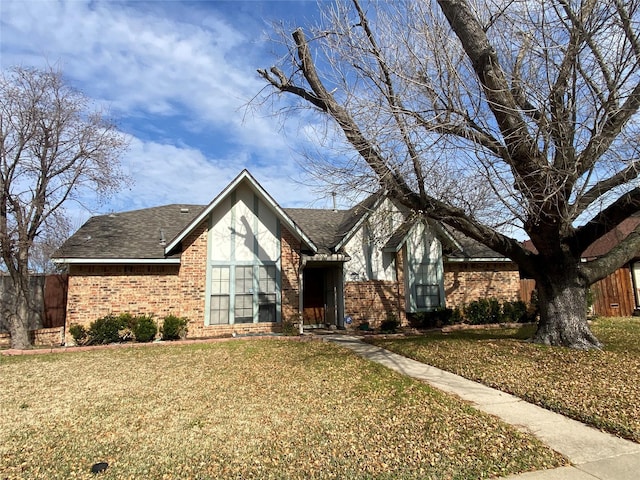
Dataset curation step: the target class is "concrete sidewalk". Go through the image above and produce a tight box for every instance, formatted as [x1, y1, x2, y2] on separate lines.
[324, 335, 640, 480]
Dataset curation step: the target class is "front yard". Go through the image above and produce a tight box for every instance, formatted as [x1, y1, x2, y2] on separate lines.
[0, 339, 564, 479]
[368, 317, 640, 443]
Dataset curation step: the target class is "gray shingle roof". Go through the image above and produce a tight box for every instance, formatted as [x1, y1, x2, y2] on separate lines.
[55, 204, 204, 260]
[54, 194, 506, 263]
[443, 226, 506, 259]
[283, 208, 350, 254]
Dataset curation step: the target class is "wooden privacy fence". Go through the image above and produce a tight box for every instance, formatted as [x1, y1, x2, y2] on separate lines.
[590, 267, 635, 317]
[518, 266, 636, 317]
[519, 279, 536, 305]
[0, 274, 68, 331]
[43, 274, 68, 328]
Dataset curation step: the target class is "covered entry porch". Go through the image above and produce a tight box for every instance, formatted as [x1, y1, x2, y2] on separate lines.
[300, 257, 346, 328]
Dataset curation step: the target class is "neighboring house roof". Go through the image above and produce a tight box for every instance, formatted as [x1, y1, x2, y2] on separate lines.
[54, 204, 203, 263]
[581, 214, 640, 259]
[521, 213, 640, 260]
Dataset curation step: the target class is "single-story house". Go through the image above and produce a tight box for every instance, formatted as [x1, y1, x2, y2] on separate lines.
[53, 170, 520, 342]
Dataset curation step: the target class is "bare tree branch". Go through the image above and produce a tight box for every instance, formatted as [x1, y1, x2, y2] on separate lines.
[0, 65, 128, 348]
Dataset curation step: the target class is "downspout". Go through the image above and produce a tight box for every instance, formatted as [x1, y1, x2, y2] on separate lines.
[299, 257, 307, 334]
[630, 262, 640, 312]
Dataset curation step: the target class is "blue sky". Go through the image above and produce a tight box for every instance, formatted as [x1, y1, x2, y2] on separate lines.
[0, 0, 339, 227]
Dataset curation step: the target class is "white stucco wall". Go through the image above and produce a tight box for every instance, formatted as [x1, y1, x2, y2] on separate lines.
[343, 198, 405, 282]
[209, 184, 279, 263]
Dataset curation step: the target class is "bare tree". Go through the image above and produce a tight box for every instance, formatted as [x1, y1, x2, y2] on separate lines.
[0, 66, 127, 349]
[259, 0, 640, 349]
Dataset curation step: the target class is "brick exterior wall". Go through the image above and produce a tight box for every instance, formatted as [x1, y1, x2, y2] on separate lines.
[0, 327, 64, 348]
[65, 221, 284, 343]
[280, 228, 301, 322]
[444, 261, 520, 308]
[344, 250, 408, 328]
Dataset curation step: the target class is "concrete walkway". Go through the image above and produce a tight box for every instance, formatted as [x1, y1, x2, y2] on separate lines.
[324, 335, 640, 480]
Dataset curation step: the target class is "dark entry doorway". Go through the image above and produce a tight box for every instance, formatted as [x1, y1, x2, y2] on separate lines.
[303, 268, 325, 325]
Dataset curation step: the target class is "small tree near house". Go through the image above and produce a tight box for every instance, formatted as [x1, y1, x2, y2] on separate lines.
[0, 66, 128, 349]
[259, 0, 640, 349]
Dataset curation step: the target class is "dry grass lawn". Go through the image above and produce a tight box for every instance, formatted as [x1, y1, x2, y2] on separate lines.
[1, 339, 565, 479]
[368, 317, 640, 443]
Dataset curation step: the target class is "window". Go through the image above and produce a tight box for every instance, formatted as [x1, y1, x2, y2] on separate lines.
[210, 267, 230, 324]
[209, 264, 278, 324]
[235, 266, 254, 323]
[414, 263, 440, 309]
[258, 265, 277, 323]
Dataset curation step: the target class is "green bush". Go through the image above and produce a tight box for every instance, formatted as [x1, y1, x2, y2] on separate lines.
[160, 315, 188, 340]
[132, 315, 157, 342]
[68, 324, 87, 345]
[88, 314, 128, 344]
[502, 300, 528, 323]
[379, 314, 399, 333]
[281, 319, 299, 336]
[357, 321, 372, 331]
[407, 312, 426, 329]
[464, 298, 501, 325]
[450, 307, 464, 324]
[408, 308, 455, 329]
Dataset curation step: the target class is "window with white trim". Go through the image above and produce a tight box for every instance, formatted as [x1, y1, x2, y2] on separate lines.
[234, 266, 254, 324]
[210, 266, 230, 324]
[258, 265, 277, 323]
[414, 262, 441, 309]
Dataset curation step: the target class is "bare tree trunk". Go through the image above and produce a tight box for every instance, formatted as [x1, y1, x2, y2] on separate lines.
[533, 273, 602, 350]
[7, 290, 31, 349]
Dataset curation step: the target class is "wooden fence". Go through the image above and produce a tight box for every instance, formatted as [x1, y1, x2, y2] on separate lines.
[518, 266, 636, 317]
[0, 274, 67, 331]
[43, 274, 68, 328]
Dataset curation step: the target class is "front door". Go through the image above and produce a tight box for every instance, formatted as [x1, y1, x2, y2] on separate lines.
[303, 269, 325, 325]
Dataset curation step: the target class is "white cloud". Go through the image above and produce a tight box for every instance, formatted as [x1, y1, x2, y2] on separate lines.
[1, 0, 334, 224]
[73, 136, 323, 220]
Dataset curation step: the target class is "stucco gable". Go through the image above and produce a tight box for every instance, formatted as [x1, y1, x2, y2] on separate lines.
[164, 170, 317, 256]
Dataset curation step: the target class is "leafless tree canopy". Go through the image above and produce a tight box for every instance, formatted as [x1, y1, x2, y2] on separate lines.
[0, 66, 128, 348]
[259, 0, 640, 348]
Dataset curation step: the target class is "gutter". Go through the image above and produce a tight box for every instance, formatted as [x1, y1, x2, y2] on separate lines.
[444, 257, 513, 263]
[52, 258, 181, 265]
[301, 253, 351, 263]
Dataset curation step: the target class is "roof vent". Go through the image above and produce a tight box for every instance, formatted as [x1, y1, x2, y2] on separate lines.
[159, 229, 166, 246]
[180, 207, 190, 213]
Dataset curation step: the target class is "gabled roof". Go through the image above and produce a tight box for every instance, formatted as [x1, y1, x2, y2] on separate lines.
[383, 218, 462, 254]
[54, 170, 510, 264]
[283, 209, 349, 254]
[333, 192, 386, 251]
[54, 204, 203, 263]
[164, 169, 317, 256]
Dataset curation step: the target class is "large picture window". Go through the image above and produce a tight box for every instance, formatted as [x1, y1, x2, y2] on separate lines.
[209, 264, 278, 325]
